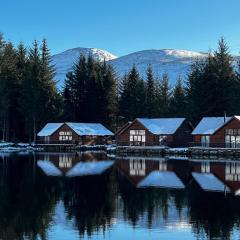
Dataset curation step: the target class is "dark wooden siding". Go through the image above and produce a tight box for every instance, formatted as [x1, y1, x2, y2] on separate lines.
[172, 120, 193, 147]
[193, 118, 240, 147]
[116, 119, 193, 147]
[39, 123, 111, 145]
[211, 118, 240, 146]
[116, 119, 159, 146]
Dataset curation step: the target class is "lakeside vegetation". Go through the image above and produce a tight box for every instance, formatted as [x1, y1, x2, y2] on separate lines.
[0, 33, 240, 142]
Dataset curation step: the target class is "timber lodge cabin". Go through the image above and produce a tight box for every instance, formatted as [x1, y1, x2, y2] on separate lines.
[116, 118, 193, 147]
[37, 122, 113, 145]
[192, 116, 240, 148]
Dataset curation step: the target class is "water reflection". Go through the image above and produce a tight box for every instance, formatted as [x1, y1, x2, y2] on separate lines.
[0, 153, 240, 239]
[37, 152, 114, 177]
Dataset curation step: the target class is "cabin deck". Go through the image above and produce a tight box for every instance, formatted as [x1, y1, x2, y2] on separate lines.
[117, 145, 240, 159]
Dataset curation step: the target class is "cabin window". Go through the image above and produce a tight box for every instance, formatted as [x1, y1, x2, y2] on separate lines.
[59, 155, 72, 168]
[225, 162, 240, 181]
[129, 159, 145, 176]
[201, 136, 210, 147]
[59, 131, 73, 141]
[159, 136, 167, 146]
[129, 130, 145, 146]
[159, 160, 167, 171]
[201, 161, 210, 173]
[225, 129, 240, 148]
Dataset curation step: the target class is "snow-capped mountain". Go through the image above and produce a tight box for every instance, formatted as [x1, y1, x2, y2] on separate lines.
[52, 48, 209, 89]
[109, 49, 207, 83]
[52, 47, 117, 88]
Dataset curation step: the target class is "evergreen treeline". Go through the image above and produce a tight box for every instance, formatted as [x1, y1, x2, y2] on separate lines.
[0, 33, 240, 142]
[0, 34, 62, 142]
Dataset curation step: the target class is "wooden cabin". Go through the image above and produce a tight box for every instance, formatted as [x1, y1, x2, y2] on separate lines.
[116, 118, 193, 147]
[37, 122, 113, 145]
[192, 116, 240, 148]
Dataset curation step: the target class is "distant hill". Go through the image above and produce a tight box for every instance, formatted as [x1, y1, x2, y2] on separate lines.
[52, 47, 239, 90]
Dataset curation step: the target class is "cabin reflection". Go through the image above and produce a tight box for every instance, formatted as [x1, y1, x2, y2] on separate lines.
[36, 152, 114, 177]
[117, 157, 185, 189]
[190, 160, 240, 194]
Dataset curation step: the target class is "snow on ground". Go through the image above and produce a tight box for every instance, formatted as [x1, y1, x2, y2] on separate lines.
[37, 160, 62, 176]
[66, 161, 114, 177]
[0, 142, 36, 152]
[192, 172, 230, 192]
[137, 171, 185, 189]
[166, 148, 189, 152]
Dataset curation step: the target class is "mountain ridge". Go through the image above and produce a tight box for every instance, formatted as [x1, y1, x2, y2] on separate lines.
[52, 47, 238, 90]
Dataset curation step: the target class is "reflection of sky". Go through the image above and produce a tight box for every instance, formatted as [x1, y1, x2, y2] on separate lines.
[46, 197, 197, 240]
[47, 217, 198, 240]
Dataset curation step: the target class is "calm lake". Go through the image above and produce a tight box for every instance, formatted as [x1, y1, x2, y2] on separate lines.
[1, 152, 240, 240]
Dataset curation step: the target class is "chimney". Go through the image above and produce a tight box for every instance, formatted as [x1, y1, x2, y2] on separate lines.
[224, 112, 226, 122]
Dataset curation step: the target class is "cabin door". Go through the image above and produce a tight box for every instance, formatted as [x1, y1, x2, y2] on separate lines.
[159, 136, 167, 146]
[44, 136, 50, 143]
[201, 136, 210, 147]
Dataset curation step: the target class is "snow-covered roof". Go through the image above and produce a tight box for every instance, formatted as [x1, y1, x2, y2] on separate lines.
[192, 172, 230, 192]
[137, 171, 185, 189]
[66, 122, 113, 136]
[37, 123, 63, 137]
[66, 161, 114, 177]
[37, 122, 113, 136]
[192, 117, 232, 135]
[137, 118, 185, 134]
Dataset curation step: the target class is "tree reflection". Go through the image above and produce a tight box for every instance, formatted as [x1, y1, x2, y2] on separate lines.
[117, 172, 188, 229]
[187, 187, 240, 240]
[0, 154, 61, 240]
[62, 169, 116, 237]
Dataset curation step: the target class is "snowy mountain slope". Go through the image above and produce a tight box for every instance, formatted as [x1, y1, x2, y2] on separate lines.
[109, 49, 207, 84]
[52, 47, 117, 89]
[52, 47, 239, 90]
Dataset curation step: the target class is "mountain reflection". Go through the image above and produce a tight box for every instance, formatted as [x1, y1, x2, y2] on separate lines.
[0, 153, 240, 239]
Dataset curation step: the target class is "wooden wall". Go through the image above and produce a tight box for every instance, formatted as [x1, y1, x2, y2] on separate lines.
[116, 119, 193, 147]
[39, 123, 111, 145]
[193, 118, 240, 147]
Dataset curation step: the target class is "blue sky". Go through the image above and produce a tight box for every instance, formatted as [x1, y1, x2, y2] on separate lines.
[1, 0, 240, 56]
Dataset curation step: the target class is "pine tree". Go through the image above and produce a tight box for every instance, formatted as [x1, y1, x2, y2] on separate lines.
[99, 60, 117, 128]
[169, 77, 187, 117]
[63, 71, 76, 121]
[145, 65, 156, 117]
[85, 55, 100, 122]
[21, 40, 41, 142]
[186, 38, 235, 124]
[186, 58, 210, 123]
[234, 60, 240, 114]
[21, 40, 61, 142]
[15, 42, 27, 139]
[136, 77, 146, 117]
[212, 37, 235, 115]
[156, 73, 171, 117]
[119, 65, 143, 121]
[0, 42, 20, 141]
[39, 39, 62, 124]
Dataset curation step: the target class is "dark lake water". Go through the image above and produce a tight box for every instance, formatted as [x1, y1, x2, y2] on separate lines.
[1, 152, 240, 239]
